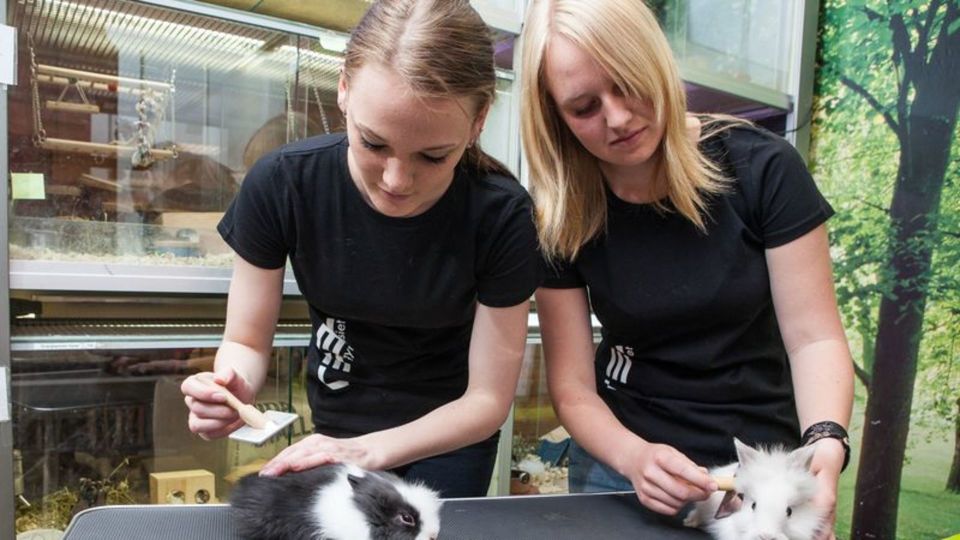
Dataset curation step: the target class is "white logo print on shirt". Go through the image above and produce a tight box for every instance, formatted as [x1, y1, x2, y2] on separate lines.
[316, 318, 355, 390]
[604, 345, 633, 390]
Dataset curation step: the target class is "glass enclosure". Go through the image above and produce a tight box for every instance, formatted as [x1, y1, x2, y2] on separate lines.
[510, 342, 568, 495]
[659, 0, 801, 97]
[6, 287, 314, 538]
[11, 337, 309, 534]
[6, 0, 519, 285]
[8, 0, 339, 269]
[508, 317, 604, 497]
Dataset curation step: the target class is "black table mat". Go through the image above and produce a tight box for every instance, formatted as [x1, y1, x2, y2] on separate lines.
[62, 493, 711, 539]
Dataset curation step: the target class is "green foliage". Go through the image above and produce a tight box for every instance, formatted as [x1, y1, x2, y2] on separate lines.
[813, 0, 959, 388]
[810, 98, 899, 375]
[812, 0, 959, 532]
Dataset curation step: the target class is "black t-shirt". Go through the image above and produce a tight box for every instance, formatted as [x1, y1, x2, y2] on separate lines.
[219, 133, 542, 437]
[542, 124, 834, 466]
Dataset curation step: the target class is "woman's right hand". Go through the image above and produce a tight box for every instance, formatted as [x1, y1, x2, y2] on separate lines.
[180, 367, 255, 440]
[624, 440, 717, 515]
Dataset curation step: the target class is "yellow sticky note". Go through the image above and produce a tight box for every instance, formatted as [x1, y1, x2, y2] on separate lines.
[11, 173, 46, 200]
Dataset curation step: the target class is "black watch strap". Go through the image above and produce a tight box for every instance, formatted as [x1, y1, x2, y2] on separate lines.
[801, 420, 851, 472]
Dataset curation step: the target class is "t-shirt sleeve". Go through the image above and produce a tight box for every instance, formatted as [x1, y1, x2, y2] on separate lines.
[744, 132, 835, 248]
[540, 254, 585, 288]
[217, 151, 292, 269]
[475, 192, 544, 307]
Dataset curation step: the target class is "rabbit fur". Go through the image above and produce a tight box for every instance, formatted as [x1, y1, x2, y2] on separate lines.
[230, 463, 441, 540]
[683, 438, 825, 540]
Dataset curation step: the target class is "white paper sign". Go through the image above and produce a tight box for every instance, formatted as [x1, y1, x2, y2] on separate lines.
[0, 25, 17, 86]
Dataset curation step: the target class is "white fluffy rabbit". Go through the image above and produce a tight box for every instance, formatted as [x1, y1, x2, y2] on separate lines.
[230, 463, 442, 540]
[684, 438, 825, 540]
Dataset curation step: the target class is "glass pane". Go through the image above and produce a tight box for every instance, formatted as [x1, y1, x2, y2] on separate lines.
[6, 0, 344, 269]
[294, 34, 350, 140]
[493, 30, 515, 71]
[481, 76, 517, 174]
[659, 0, 798, 94]
[11, 345, 305, 535]
[510, 344, 570, 495]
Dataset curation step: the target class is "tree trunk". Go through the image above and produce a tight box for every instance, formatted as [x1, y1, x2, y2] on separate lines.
[850, 52, 960, 538]
[947, 396, 960, 493]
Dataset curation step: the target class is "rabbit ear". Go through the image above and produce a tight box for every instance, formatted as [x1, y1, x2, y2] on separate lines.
[789, 443, 817, 471]
[347, 474, 363, 490]
[733, 438, 760, 467]
[714, 491, 744, 520]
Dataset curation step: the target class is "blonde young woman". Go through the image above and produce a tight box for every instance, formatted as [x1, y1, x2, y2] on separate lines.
[521, 0, 853, 537]
[180, 0, 542, 498]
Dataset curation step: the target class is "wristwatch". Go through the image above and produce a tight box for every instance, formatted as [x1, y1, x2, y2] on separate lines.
[801, 421, 851, 472]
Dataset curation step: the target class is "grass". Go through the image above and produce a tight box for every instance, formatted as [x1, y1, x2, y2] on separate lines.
[834, 392, 960, 540]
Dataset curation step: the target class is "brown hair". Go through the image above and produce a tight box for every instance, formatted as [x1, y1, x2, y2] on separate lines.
[345, 0, 513, 178]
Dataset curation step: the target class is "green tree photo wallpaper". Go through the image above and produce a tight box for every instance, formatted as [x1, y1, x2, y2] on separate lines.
[809, 0, 959, 538]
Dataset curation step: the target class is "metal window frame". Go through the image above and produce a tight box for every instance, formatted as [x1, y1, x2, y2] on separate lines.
[786, 0, 820, 157]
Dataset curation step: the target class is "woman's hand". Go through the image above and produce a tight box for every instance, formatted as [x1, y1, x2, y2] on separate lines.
[809, 438, 845, 540]
[259, 434, 379, 477]
[624, 439, 717, 515]
[181, 367, 255, 440]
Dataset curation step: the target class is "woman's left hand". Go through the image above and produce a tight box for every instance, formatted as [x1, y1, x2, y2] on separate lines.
[809, 438, 846, 540]
[259, 434, 378, 477]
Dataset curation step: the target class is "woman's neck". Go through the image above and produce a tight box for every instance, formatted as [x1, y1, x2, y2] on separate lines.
[601, 152, 666, 204]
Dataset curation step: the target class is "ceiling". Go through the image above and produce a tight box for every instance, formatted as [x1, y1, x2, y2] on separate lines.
[197, 0, 374, 33]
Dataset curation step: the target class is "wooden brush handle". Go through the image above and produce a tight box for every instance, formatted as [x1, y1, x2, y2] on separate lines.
[712, 475, 736, 492]
[216, 386, 268, 429]
[219, 388, 269, 429]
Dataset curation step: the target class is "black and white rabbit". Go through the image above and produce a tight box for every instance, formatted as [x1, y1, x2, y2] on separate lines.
[683, 438, 826, 540]
[230, 463, 442, 540]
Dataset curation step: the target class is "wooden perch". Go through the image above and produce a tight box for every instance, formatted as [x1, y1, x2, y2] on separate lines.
[46, 185, 83, 197]
[102, 201, 146, 214]
[40, 138, 176, 160]
[37, 64, 172, 91]
[45, 100, 101, 114]
[79, 173, 124, 193]
[37, 74, 145, 96]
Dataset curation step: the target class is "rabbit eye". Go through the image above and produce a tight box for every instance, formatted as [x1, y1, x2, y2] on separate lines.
[786, 507, 793, 517]
[751, 501, 757, 511]
[396, 511, 416, 527]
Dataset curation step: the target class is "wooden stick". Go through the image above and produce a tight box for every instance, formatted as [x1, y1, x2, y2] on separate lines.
[45, 100, 101, 114]
[712, 475, 736, 492]
[102, 200, 145, 213]
[215, 386, 269, 430]
[37, 63, 172, 91]
[37, 73, 145, 95]
[40, 138, 176, 159]
[80, 173, 123, 193]
[46, 185, 82, 197]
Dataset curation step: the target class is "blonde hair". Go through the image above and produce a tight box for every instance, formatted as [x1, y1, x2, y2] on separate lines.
[520, 0, 728, 260]
[345, 0, 511, 177]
